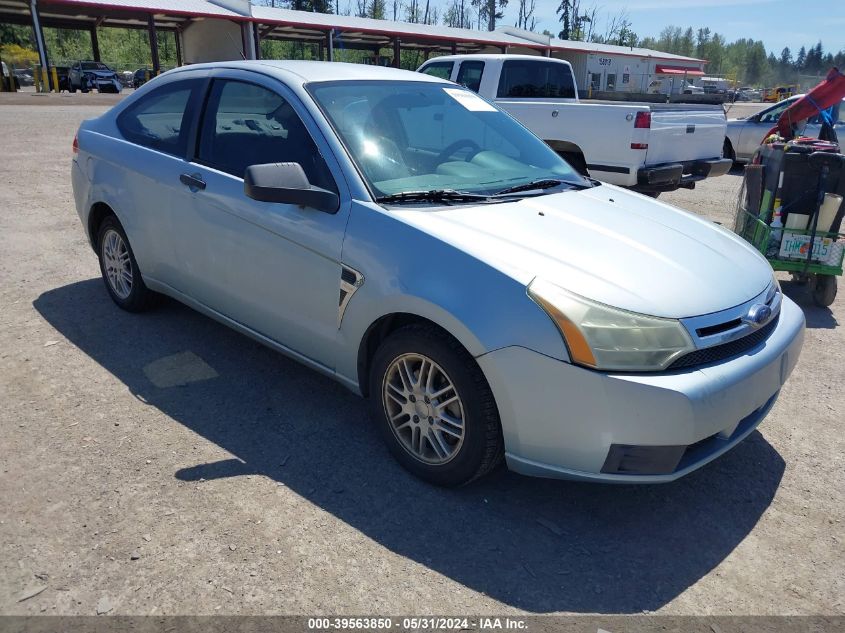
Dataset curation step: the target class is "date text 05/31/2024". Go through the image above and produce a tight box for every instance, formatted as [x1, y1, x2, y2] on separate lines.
[307, 617, 528, 630]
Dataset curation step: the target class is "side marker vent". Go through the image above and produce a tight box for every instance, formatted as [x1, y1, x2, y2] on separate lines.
[338, 265, 364, 328]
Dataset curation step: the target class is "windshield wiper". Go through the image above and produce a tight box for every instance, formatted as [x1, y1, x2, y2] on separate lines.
[493, 178, 581, 196]
[375, 189, 491, 204]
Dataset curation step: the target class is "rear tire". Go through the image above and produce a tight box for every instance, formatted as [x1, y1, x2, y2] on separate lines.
[723, 138, 736, 162]
[560, 151, 589, 177]
[812, 275, 837, 308]
[96, 215, 156, 312]
[369, 324, 504, 486]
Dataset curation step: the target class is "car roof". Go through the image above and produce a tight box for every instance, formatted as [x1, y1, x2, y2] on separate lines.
[170, 60, 449, 86]
[421, 53, 572, 65]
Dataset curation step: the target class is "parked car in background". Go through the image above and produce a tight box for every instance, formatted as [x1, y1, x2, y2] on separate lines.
[2, 61, 20, 90]
[724, 95, 844, 162]
[13, 68, 34, 87]
[68, 61, 122, 93]
[133, 68, 152, 88]
[419, 54, 731, 195]
[72, 60, 804, 486]
[736, 86, 761, 102]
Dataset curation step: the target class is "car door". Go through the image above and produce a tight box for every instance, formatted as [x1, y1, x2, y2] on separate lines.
[736, 98, 794, 159]
[111, 76, 206, 284]
[171, 73, 348, 369]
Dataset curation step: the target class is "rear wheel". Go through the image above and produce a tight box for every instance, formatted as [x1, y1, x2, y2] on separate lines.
[723, 138, 736, 162]
[560, 151, 589, 177]
[96, 216, 156, 312]
[369, 324, 503, 486]
[812, 275, 837, 307]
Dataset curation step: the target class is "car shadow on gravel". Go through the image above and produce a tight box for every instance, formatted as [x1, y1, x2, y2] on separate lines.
[779, 279, 839, 329]
[34, 279, 786, 614]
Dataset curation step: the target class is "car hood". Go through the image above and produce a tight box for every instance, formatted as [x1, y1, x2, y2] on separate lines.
[85, 70, 116, 77]
[395, 184, 772, 319]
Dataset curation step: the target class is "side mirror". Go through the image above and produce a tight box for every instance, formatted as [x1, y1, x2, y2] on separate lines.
[244, 162, 339, 213]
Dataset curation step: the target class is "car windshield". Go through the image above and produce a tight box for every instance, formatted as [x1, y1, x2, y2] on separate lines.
[81, 62, 109, 71]
[308, 80, 588, 201]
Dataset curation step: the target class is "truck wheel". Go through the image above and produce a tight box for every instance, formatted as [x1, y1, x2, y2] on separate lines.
[369, 324, 504, 486]
[723, 139, 735, 162]
[560, 151, 589, 177]
[812, 275, 837, 308]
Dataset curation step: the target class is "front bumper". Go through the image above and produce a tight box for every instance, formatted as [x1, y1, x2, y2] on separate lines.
[635, 157, 733, 193]
[477, 296, 805, 482]
[88, 77, 121, 93]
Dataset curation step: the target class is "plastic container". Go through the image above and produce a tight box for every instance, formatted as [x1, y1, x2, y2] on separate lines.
[818, 193, 842, 233]
[785, 214, 809, 230]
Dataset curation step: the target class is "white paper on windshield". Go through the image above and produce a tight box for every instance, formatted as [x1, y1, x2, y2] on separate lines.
[443, 88, 497, 112]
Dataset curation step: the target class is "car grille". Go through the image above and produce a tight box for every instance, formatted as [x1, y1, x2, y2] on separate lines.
[669, 315, 779, 370]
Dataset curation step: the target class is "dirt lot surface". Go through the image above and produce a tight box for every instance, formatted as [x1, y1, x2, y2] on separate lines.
[1, 101, 843, 617]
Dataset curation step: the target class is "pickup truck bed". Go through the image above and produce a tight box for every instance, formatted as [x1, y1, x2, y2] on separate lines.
[418, 55, 732, 193]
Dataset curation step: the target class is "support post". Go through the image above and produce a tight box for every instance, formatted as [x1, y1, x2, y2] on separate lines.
[451, 42, 457, 55]
[241, 22, 256, 60]
[29, 0, 50, 91]
[147, 15, 160, 75]
[544, 48, 551, 57]
[90, 27, 100, 62]
[326, 30, 334, 62]
[252, 24, 260, 60]
[392, 38, 400, 68]
[175, 29, 183, 66]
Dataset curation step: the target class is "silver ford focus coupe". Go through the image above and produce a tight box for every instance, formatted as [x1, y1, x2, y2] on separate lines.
[71, 61, 805, 486]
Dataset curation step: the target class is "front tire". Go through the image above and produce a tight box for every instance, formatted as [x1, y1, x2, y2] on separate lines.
[97, 216, 155, 312]
[369, 325, 503, 486]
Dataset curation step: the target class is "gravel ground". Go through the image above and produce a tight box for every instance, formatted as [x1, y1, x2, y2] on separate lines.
[0, 100, 843, 617]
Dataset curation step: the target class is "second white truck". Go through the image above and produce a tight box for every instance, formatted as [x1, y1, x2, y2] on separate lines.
[418, 54, 731, 194]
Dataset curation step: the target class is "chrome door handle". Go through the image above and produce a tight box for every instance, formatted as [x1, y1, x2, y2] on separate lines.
[179, 173, 206, 191]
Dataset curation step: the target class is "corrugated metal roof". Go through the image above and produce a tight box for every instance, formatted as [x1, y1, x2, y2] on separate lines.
[32, 1, 706, 64]
[549, 37, 705, 64]
[42, 0, 246, 19]
[251, 5, 545, 48]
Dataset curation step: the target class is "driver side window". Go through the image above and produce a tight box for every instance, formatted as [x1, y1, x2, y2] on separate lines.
[196, 79, 336, 192]
[759, 101, 792, 123]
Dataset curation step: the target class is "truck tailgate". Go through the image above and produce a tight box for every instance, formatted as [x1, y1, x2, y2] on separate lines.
[645, 105, 726, 165]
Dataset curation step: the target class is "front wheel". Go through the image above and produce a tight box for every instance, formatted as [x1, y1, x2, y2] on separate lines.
[97, 216, 156, 312]
[369, 325, 503, 486]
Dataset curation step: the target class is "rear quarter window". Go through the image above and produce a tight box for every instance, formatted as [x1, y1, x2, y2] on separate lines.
[116, 79, 200, 156]
[419, 61, 454, 80]
[497, 60, 576, 99]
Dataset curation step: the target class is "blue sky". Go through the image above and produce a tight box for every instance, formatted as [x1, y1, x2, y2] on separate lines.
[501, 0, 845, 56]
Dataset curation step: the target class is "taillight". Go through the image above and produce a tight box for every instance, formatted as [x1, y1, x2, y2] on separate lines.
[634, 111, 651, 128]
[72, 133, 79, 154]
[631, 111, 650, 150]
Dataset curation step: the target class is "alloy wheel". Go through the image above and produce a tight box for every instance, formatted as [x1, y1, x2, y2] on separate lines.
[382, 353, 466, 465]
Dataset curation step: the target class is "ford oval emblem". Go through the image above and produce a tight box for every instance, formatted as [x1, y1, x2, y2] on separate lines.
[744, 304, 772, 327]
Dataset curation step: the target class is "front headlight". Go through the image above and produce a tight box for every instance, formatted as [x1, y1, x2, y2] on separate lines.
[528, 278, 695, 372]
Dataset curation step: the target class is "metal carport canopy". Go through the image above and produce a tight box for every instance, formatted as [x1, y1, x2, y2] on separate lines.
[0, 0, 248, 32]
[250, 5, 548, 53]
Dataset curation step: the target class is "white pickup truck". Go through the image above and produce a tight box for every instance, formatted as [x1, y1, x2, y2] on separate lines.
[418, 54, 732, 194]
